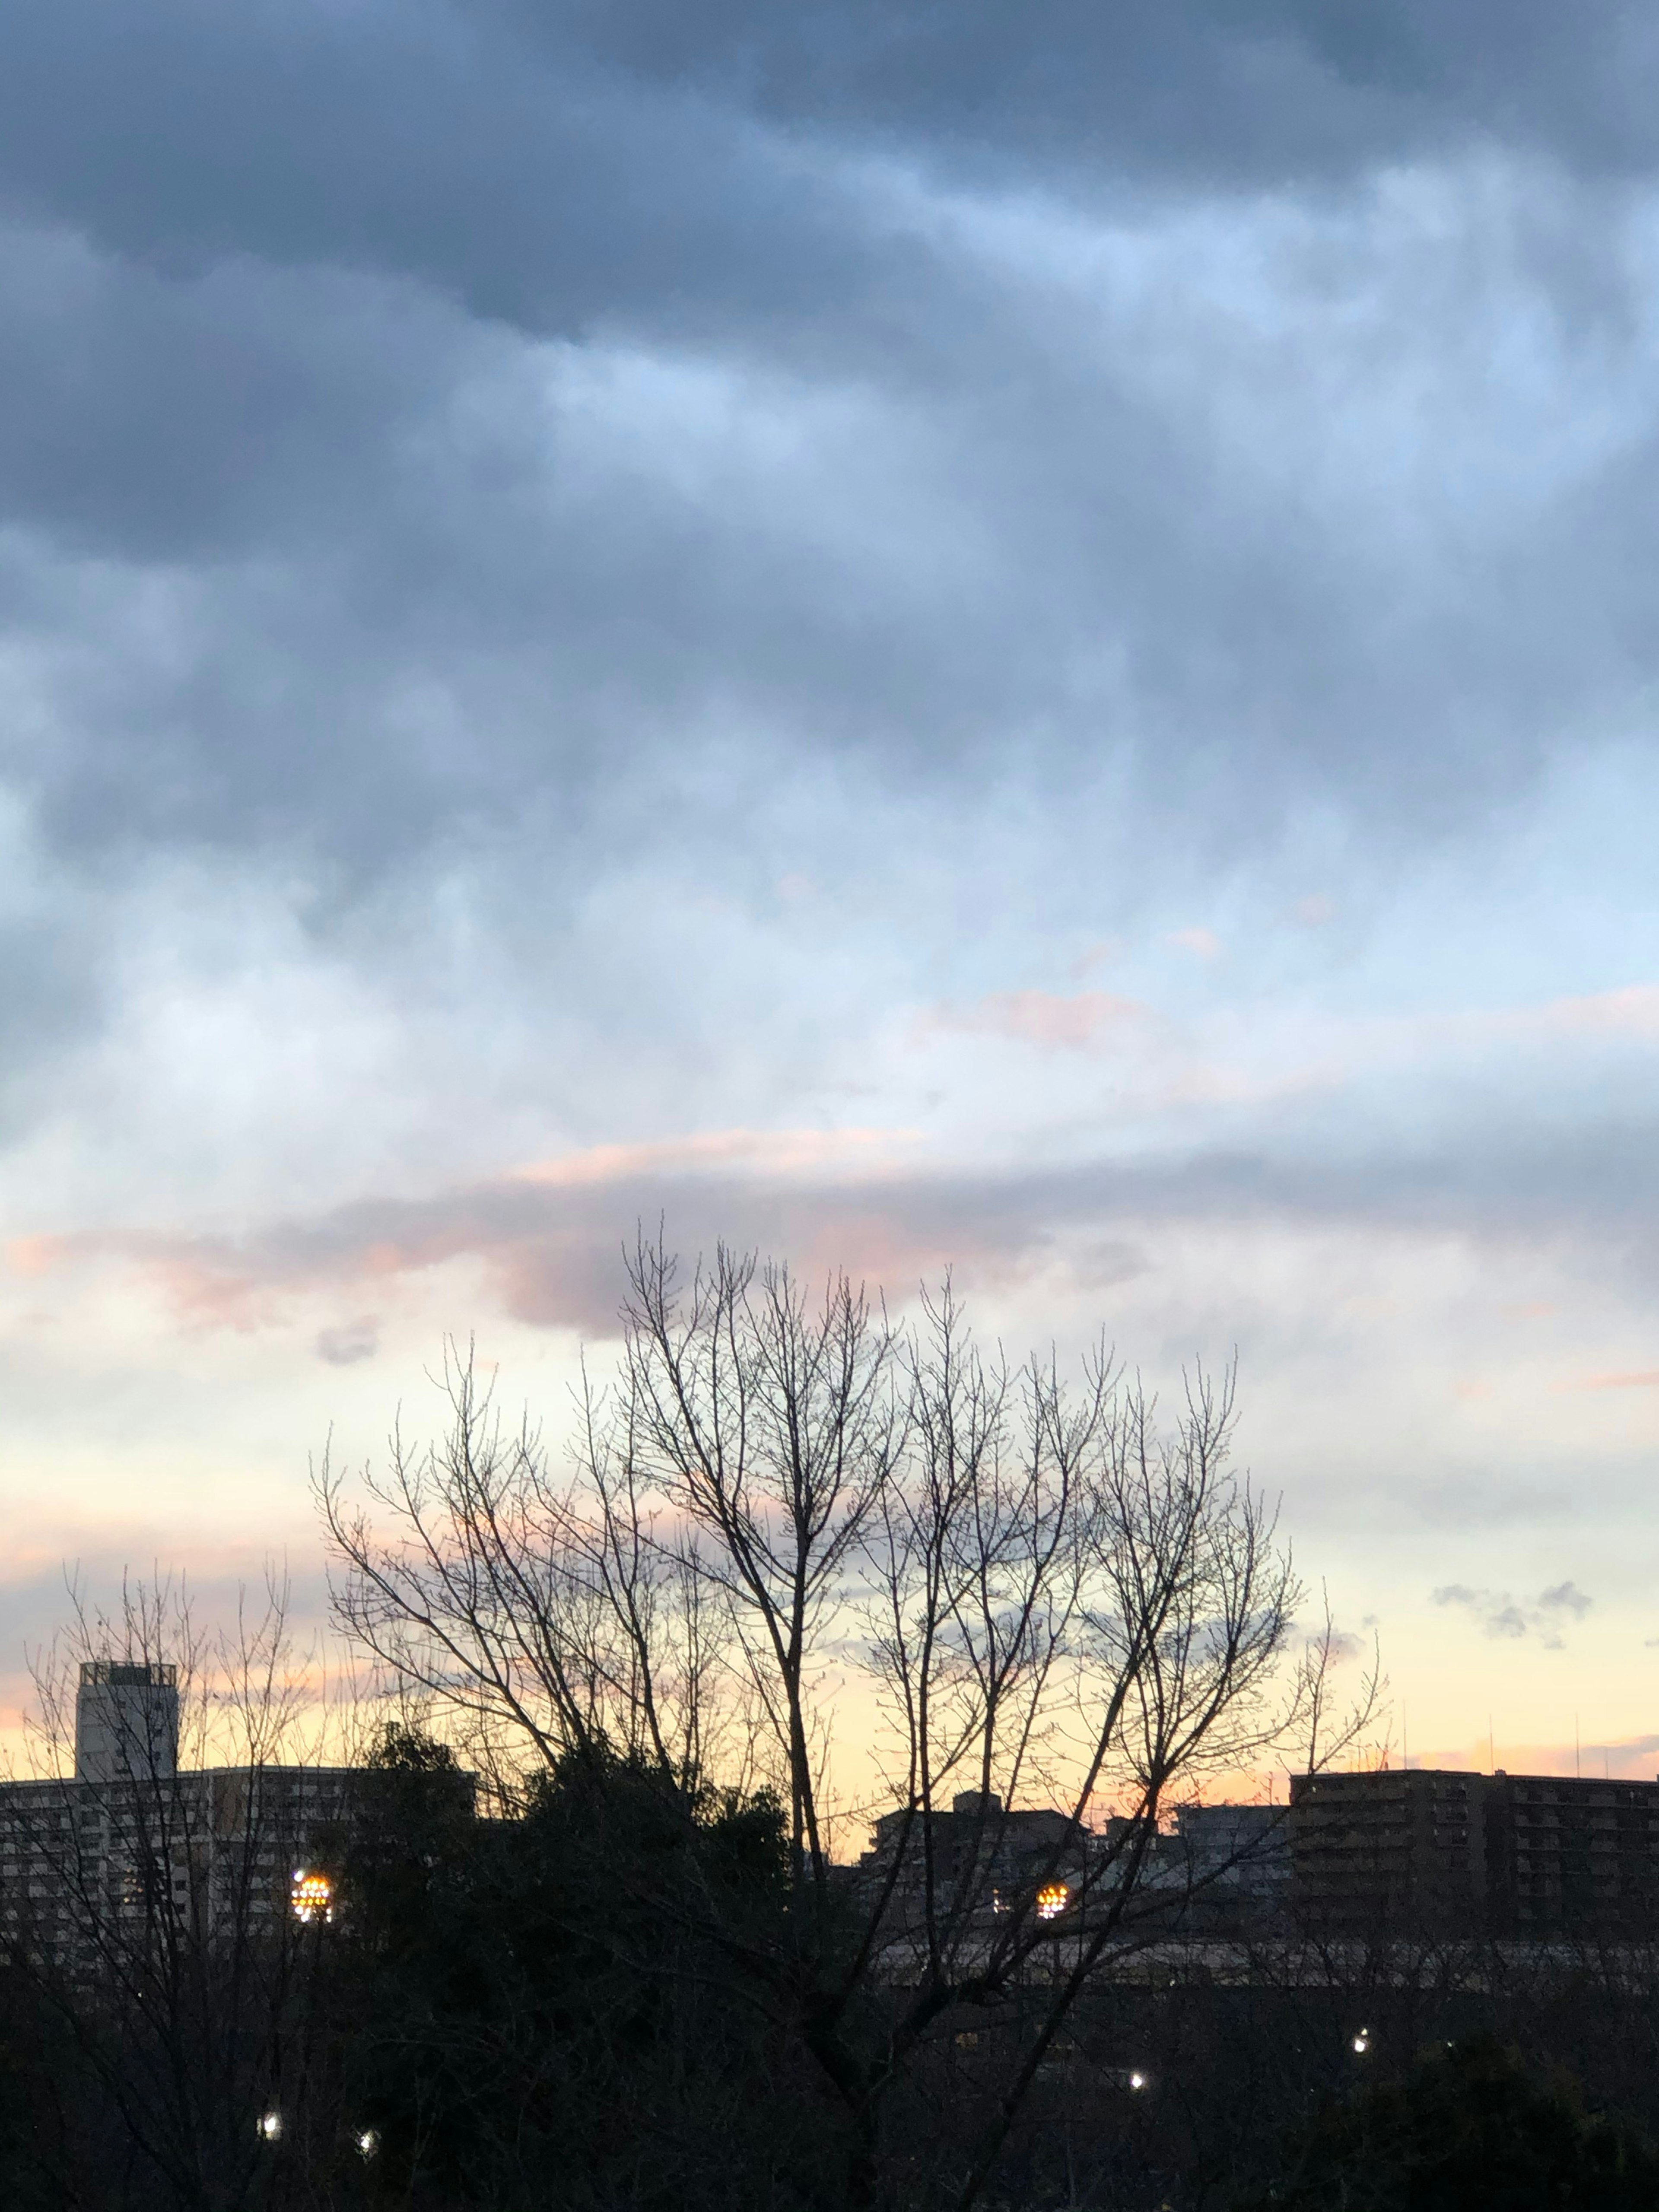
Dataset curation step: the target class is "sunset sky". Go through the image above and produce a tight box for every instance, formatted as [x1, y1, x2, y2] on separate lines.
[2, 2, 1659, 1781]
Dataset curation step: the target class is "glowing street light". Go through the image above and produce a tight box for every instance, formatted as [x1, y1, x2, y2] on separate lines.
[356, 2128, 381, 2160]
[1351, 2028, 1371, 2056]
[1129, 2071, 1148, 2091]
[1035, 1882, 1070, 1921]
[257, 2111, 283, 2142]
[290, 1868, 334, 1923]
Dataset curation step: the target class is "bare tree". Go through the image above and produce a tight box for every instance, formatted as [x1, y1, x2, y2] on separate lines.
[318, 1238, 1378, 2211]
[0, 1574, 354, 2212]
[319, 1342, 732, 1807]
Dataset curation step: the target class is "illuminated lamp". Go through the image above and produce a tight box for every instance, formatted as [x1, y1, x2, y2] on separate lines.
[290, 1869, 335, 1923]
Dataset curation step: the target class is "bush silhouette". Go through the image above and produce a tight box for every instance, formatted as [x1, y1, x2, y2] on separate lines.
[1239, 2033, 1659, 2211]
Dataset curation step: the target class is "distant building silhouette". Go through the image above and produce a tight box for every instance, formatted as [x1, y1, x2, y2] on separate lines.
[857, 1789, 1291, 1952]
[1290, 1766, 1659, 1937]
[859, 1789, 1081, 1920]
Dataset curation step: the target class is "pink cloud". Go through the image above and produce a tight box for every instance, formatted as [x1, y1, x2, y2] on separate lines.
[1068, 939, 1124, 979]
[921, 988, 1146, 1050]
[10, 1126, 1058, 1340]
[1535, 984, 1659, 1038]
[1167, 926, 1223, 960]
[6, 1235, 61, 1278]
[1553, 1370, 1659, 1392]
[518, 1126, 919, 1186]
[1292, 896, 1335, 927]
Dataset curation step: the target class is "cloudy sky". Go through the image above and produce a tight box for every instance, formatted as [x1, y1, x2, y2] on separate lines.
[2, 0, 1659, 1777]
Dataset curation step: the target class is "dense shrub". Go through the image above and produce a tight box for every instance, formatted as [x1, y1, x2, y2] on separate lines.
[1236, 2033, 1659, 2212]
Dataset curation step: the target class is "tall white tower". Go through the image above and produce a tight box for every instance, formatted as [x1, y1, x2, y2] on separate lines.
[74, 1660, 180, 1785]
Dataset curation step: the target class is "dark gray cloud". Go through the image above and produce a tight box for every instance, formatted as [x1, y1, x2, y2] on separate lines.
[315, 1316, 381, 1367]
[0, 0, 1645, 1048]
[6, 2, 1658, 302]
[2, 169, 1653, 901]
[558, 1, 1659, 181]
[0, 4, 875, 338]
[0, 0, 1654, 1192]
[1433, 1580, 1592, 1647]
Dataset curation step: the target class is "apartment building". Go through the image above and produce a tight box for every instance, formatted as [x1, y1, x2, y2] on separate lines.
[0, 1661, 359, 1961]
[1289, 1766, 1659, 1937]
[858, 1790, 1084, 1923]
[1486, 1770, 1659, 1936]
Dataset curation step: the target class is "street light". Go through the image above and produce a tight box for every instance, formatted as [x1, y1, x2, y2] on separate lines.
[290, 1868, 334, 1923]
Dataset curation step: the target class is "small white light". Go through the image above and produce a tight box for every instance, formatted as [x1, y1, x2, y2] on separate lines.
[1352, 2035, 1370, 2055]
[356, 2128, 380, 2159]
[257, 2110, 283, 2142]
[1129, 2070, 1147, 2091]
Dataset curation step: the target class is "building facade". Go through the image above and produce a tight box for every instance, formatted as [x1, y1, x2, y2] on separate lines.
[0, 1661, 360, 1964]
[1290, 1767, 1659, 1936]
[858, 1790, 1086, 1929]
[1485, 1771, 1659, 1936]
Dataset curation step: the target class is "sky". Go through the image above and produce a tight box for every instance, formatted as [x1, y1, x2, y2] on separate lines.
[2, 0, 1659, 1783]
